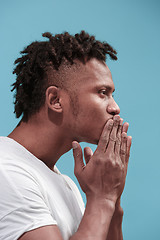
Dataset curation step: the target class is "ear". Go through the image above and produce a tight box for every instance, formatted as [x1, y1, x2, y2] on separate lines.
[45, 86, 62, 113]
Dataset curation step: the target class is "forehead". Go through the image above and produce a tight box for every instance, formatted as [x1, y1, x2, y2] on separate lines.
[77, 58, 114, 89]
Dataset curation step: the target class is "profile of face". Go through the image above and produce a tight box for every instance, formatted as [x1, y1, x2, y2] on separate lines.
[63, 58, 120, 145]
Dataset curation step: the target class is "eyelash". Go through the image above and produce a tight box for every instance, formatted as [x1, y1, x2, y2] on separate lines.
[99, 90, 114, 98]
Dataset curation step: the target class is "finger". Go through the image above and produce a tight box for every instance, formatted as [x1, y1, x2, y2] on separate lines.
[107, 115, 120, 151]
[72, 141, 85, 175]
[84, 147, 93, 164]
[115, 118, 123, 155]
[120, 132, 127, 163]
[97, 119, 113, 152]
[126, 136, 132, 162]
[122, 122, 129, 133]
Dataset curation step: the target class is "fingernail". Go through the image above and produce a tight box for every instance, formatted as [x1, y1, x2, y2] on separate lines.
[72, 142, 78, 149]
[114, 115, 120, 121]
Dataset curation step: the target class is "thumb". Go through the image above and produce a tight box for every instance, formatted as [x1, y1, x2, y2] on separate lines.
[84, 147, 93, 164]
[72, 141, 84, 175]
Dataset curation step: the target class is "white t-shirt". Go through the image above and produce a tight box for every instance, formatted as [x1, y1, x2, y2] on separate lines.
[0, 137, 85, 240]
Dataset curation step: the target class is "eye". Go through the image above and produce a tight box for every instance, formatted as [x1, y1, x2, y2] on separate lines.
[99, 89, 107, 95]
[99, 89, 115, 98]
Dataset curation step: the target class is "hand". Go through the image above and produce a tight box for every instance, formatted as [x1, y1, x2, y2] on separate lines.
[72, 115, 132, 204]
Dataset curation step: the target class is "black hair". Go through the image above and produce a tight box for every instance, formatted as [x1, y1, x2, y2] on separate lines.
[11, 30, 117, 121]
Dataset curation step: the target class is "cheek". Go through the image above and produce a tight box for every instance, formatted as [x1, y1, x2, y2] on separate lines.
[77, 95, 109, 126]
[79, 104, 107, 130]
[87, 101, 107, 119]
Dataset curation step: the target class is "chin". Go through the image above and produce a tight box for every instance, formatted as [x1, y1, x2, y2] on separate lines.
[78, 128, 102, 145]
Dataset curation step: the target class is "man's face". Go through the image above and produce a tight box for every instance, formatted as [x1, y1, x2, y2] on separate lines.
[64, 58, 120, 144]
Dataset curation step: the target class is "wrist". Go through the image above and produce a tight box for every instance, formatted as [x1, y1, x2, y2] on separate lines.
[86, 195, 116, 215]
[115, 198, 124, 217]
[73, 196, 115, 239]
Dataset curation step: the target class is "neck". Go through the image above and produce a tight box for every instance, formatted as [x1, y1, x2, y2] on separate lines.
[8, 117, 73, 170]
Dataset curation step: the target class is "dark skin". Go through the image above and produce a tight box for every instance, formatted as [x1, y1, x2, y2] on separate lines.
[8, 58, 132, 240]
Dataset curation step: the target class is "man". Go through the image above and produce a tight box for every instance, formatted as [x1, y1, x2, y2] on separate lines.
[0, 31, 132, 240]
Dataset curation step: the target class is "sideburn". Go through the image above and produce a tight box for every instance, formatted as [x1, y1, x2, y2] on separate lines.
[68, 91, 79, 117]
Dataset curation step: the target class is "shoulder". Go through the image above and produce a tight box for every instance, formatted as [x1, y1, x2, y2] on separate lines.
[0, 156, 57, 240]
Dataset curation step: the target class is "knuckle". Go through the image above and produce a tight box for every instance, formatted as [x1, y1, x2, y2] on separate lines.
[117, 129, 122, 138]
[100, 135, 108, 143]
[105, 156, 112, 163]
[117, 161, 124, 170]
[110, 137, 117, 142]
[114, 120, 119, 126]
[116, 137, 121, 145]
[107, 122, 113, 130]
[122, 163, 125, 169]
[104, 159, 115, 169]
[114, 159, 123, 168]
[106, 151, 114, 159]
[122, 135, 127, 142]
[126, 148, 130, 157]
[115, 160, 120, 167]
[73, 151, 79, 158]
[105, 154, 116, 166]
[118, 125, 122, 130]
[94, 156, 103, 166]
[75, 152, 81, 158]
[120, 149, 126, 156]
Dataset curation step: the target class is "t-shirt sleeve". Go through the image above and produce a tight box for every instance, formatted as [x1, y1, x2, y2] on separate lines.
[0, 163, 57, 240]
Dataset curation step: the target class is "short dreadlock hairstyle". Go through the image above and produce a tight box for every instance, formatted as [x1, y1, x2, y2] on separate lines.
[12, 30, 117, 122]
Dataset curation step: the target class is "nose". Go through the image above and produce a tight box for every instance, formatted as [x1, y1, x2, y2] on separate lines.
[107, 98, 120, 116]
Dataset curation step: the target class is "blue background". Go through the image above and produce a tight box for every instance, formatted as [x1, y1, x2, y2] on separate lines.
[1, 0, 160, 239]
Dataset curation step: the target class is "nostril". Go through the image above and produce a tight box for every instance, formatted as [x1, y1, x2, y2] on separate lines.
[107, 104, 120, 115]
